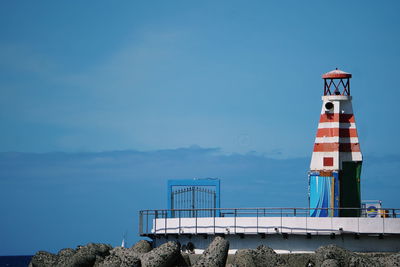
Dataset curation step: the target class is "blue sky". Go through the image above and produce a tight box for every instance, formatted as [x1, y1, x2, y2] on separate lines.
[1, 0, 400, 255]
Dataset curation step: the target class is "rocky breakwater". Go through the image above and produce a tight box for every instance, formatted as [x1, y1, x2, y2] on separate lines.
[29, 237, 228, 267]
[232, 244, 400, 267]
[30, 239, 399, 267]
[29, 243, 113, 267]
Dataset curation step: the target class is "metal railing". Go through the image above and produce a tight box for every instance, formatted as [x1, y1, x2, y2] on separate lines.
[139, 207, 400, 236]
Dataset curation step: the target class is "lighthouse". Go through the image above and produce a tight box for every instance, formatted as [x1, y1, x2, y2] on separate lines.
[309, 69, 362, 217]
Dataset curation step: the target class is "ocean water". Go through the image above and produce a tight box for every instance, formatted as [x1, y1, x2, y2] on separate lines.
[0, 256, 32, 267]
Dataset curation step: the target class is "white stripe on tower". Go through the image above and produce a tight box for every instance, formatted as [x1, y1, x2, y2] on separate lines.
[314, 137, 359, 143]
[317, 123, 356, 129]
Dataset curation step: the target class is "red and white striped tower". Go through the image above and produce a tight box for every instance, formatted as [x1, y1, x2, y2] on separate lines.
[310, 69, 362, 170]
[309, 68, 363, 217]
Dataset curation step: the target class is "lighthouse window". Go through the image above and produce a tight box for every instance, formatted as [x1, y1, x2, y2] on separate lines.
[323, 157, 334, 166]
[325, 102, 334, 110]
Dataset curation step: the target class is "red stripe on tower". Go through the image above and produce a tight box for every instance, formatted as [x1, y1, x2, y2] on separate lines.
[316, 128, 359, 138]
[319, 113, 355, 123]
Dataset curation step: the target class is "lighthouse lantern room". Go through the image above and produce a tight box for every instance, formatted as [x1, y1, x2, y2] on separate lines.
[309, 69, 362, 217]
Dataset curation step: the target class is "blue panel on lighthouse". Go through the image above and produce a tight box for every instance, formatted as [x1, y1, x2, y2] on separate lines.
[333, 171, 339, 216]
[309, 173, 339, 217]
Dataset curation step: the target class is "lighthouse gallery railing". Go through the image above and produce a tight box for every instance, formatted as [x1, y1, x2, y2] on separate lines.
[139, 207, 400, 236]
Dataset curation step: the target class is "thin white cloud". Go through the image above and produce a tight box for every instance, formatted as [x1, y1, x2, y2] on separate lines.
[0, 43, 57, 76]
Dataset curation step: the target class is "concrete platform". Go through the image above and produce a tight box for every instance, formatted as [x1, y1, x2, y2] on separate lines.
[150, 217, 400, 235]
[143, 216, 400, 254]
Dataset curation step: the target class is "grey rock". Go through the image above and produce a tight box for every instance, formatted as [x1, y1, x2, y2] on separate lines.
[280, 254, 315, 267]
[59, 243, 112, 267]
[95, 254, 123, 267]
[58, 248, 76, 258]
[321, 259, 340, 267]
[29, 251, 58, 267]
[98, 246, 141, 267]
[232, 249, 256, 266]
[315, 245, 353, 267]
[349, 255, 382, 267]
[110, 246, 139, 258]
[188, 254, 201, 266]
[140, 241, 181, 267]
[375, 253, 400, 267]
[93, 256, 107, 267]
[67, 251, 96, 267]
[55, 248, 77, 266]
[193, 236, 229, 267]
[30, 243, 113, 267]
[253, 245, 284, 267]
[315, 245, 389, 267]
[233, 245, 284, 267]
[86, 243, 112, 257]
[97, 254, 141, 267]
[131, 240, 153, 253]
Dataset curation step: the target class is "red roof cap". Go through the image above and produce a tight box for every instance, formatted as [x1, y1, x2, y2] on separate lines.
[322, 68, 352, 79]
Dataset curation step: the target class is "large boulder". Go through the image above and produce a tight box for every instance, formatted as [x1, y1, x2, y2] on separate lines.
[193, 236, 229, 267]
[315, 245, 353, 266]
[375, 252, 400, 267]
[97, 246, 141, 267]
[59, 243, 112, 267]
[233, 245, 284, 267]
[315, 245, 383, 267]
[140, 241, 181, 267]
[253, 245, 284, 267]
[131, 240, 153, 253]
[29, 251, 58, 267]
[232, 249, 256, 266]
[70, 243, 112, 267]
[30, 243, 112, 267]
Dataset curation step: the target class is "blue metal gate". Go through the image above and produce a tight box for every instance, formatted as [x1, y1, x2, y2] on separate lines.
[167, 178, 220, 218]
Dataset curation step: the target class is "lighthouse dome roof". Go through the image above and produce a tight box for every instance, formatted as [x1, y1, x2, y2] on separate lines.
[322, 68, 352, 79]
